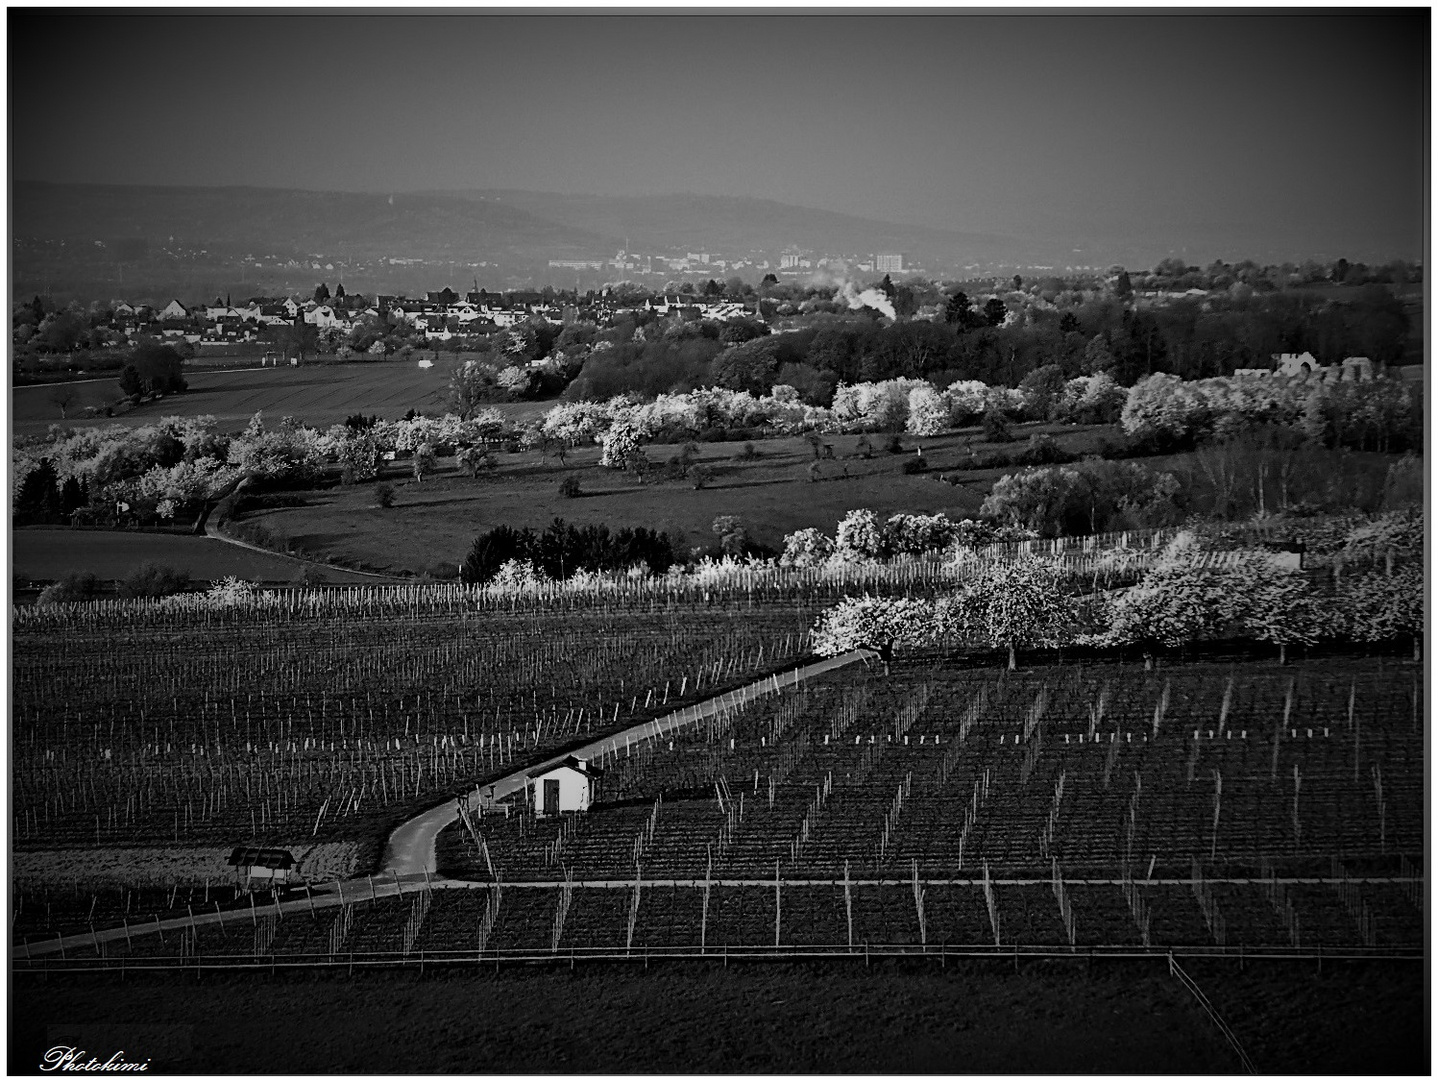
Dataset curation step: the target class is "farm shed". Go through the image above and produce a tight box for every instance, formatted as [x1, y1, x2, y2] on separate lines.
[227, 846, 296, 891]
[528, 756, 602, 817]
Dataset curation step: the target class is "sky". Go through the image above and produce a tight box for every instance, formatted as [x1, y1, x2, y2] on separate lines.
[8, 10, 1429, 260]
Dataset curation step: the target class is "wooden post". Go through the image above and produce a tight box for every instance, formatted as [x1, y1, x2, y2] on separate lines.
[701, 854, 711, 954]
[844, 860, 854, 950]
[774, 860, 781, 949]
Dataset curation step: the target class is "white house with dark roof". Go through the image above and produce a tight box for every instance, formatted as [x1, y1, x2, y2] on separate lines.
[528, 756, 602, 816]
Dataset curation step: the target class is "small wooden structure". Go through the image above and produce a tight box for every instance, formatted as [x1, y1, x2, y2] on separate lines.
[1262, 541, 1306, 570]
[528, 756, 602, 817]
[227, 846, 296, 891]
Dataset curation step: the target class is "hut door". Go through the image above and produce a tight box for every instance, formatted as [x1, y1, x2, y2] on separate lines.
[543, 779, 560, 815]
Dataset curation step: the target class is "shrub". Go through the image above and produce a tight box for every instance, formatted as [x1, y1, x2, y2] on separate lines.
[116, 562, 190, 599]
[736, 442, 759, 461]
[981, 407, 1012, 443]
[901, 456, 927, 475]
[460, 518, 675, 584]
[711, 515, 749, 556]
[690, 465, 714, 490]
[558, 475, 582, 499]
[374, 482, 395, 508]
[885, 433, 905, 454]
[36, 571, 103, 605]
[1018, 433, 1072, 466]
[457, 446, 494, 477]
[981, 459, 1180, 537]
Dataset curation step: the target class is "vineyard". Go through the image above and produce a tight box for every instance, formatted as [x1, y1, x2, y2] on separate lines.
[421, 655, 1423, 955]
[15, 651, 1423, 963]
[11, 597, 819, 871]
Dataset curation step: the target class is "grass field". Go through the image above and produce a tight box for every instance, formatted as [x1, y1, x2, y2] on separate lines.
[9, 959, 1424, 1073]
[11, 529, 391, 585]
[11, 360, 550, 437]
[236, 423, 1108, 574]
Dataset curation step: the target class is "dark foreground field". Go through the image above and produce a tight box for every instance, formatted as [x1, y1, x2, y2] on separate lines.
[9, 959, 1423, 1074]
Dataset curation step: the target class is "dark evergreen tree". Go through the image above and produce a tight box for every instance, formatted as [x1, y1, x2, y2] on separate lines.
[314, 283, 331, 303]
[59, 476, 86, 520]
[15, 459, 62, 525]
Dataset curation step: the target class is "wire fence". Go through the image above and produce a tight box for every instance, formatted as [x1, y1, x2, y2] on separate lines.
[1168, 951, 1259, 1074]
[11, 940, 1420, 976]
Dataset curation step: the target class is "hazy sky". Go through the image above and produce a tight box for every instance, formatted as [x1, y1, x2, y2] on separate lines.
[9, 10, 1428, 257]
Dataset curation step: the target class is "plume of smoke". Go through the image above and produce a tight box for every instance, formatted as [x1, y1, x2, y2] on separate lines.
[833, 278, 896, 319]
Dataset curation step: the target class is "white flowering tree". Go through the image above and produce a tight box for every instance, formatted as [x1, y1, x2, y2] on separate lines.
[942, 557, 1078, 669]
[541, 401, 609, 449]
[1055, 372, 1128, 424]
[905, 384, 948, 436]
[496, 365, 533, 396]
[884, 512, 959, 555]
[1229, 560, 1329, 665]
[811, 596, 937, 674]
[779, 527, 835, 567]
[835, 508, 887, 560]
[1088, 559, 1240, 667]
[227, 415, 326, 481]
[324, 428, 380, 484]
[1338, 565, 1423, 659]
[599, 418, 643, 470]
[1121, 372, 1209, 445]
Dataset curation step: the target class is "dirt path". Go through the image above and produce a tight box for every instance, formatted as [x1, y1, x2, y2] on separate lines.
[16, 648, 880, 960]
[380, 648, 877, 878]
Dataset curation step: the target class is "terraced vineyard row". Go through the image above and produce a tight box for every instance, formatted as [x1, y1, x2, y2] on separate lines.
[17, 874, 1422, 961]
[427, 655, 1422, 952]
[11, 602, 818, 854]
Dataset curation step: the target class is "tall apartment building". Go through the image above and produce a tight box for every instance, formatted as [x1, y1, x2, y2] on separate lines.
[874, 253, 905, 274]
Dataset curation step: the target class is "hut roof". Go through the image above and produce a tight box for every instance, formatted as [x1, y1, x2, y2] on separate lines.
[227, 846, 296, 869]
[528, 755, 604, 780]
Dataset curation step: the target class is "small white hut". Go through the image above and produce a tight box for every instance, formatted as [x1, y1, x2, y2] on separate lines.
[227, 846, 296, 891]
[528, 756, 601, 817]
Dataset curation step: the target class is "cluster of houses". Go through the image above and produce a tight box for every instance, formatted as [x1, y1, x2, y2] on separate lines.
[103, 287, 765, 349]
[1234, 351, 1384, 382]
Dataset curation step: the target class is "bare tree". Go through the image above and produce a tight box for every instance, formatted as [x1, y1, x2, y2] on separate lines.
[49, 383, 78, 419]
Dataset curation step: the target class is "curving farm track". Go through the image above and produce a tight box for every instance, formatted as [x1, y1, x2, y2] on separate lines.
[12, 648, 877, 960]
[379, 648, 878, 877]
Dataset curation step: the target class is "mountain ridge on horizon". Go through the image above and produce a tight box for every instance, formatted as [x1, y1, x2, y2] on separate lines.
[11, 180, 1420, 303]
[13, 179, 1011, 264]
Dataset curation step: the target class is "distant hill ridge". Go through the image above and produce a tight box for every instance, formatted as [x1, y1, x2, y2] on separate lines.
[422, 188, 1011, 261]
[13, 180, 1008, 266]
[12, 181, 614, 262]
